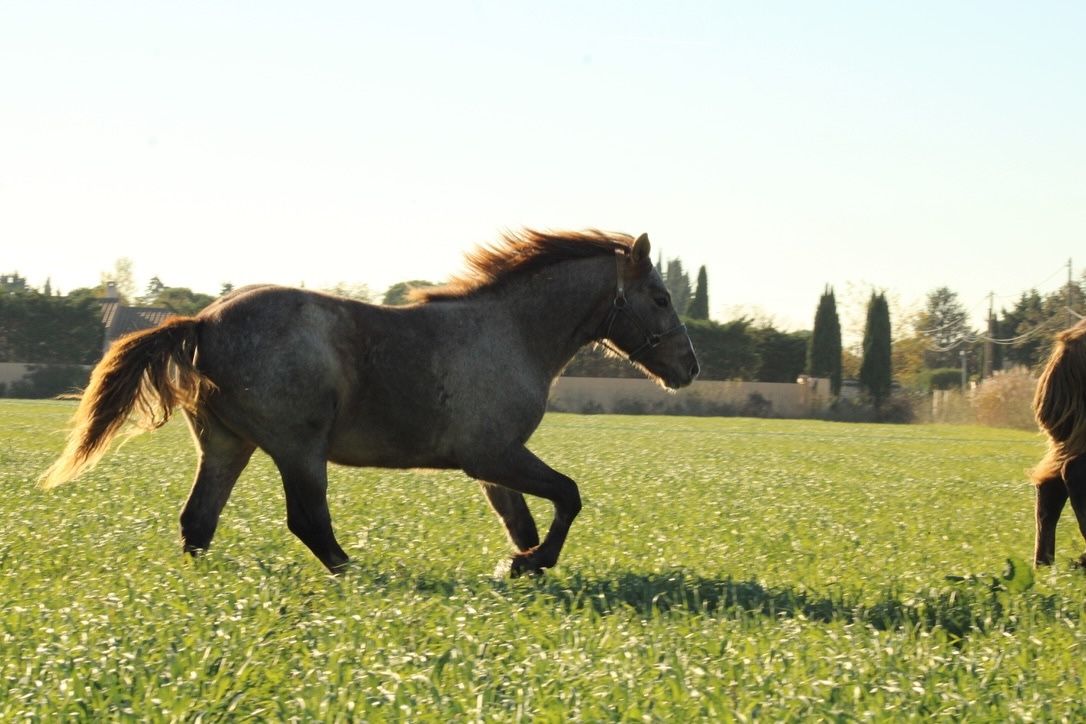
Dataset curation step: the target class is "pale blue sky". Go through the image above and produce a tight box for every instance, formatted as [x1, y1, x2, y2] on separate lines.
[3, 2, 1084, 336]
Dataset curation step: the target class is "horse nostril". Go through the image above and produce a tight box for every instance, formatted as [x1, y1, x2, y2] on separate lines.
[690, 360, 700, 378]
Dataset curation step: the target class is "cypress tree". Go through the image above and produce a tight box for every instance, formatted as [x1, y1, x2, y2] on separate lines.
[860, 292, 893, 408]
[807, 286, 842, 396]
[664, 258, 692, 316]
[688, 266, 709, 320]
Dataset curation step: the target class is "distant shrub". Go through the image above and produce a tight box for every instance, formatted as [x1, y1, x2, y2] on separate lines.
[741, 392, 773, 418]
[546, 397, 575, 413]
[9, 365, 90, 399]
[816, 398, 874, 423]
[924, 368, 964, 392]
[579, 401, 605, 415]
[875, 395, 916, 424]
[972, 367, 1037, 430]
[677, 396, 738, 417]
[612, 397, 654, 415]
[816, 394, 915, 424]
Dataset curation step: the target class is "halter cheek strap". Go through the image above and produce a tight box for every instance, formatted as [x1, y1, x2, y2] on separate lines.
[602, 250, 627, 341]
[600, 249, 687, 362]
[614, 249, 626, 299]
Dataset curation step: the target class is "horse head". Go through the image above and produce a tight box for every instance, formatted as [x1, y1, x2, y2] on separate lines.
[601, 233, 700, 390]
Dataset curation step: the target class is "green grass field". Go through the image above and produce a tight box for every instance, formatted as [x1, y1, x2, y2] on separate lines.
[3, 399, 1086, 720]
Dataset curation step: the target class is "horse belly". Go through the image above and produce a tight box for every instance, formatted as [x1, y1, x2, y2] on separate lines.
[326, 418, 455, 469]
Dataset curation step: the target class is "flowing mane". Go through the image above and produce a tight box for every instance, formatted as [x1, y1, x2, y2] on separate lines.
[414, 229, 636, 302]
[1032, 319, 1086, 483]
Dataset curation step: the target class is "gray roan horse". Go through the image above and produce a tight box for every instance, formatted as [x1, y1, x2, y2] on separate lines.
[41, 230, 699, 576]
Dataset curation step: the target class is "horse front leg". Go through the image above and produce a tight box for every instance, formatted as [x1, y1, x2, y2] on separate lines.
[469, 446, 581, 578]
[1034, 476, 1068, 566]
[1060, 456, 1086, 567]
[479, 482, 540, 552]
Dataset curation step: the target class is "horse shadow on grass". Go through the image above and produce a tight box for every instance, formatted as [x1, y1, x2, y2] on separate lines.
[335, 561, 1064, 644]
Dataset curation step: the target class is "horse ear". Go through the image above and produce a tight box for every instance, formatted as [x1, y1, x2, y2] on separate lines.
[631, 233, 651, 265]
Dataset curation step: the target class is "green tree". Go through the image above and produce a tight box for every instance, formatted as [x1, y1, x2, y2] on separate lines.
[993, 280, 1086, 370]
[1042, 280, 1086, 335]
[918, 287, 970, 369]
[684, 318, 760, 380]
[688, 266, 709, 320]
[101, 258, 137, 302]
[807, 287, 842, 396]
[149, 287, 216, 315]
[752, 326, 809, 382]
[859, 292, 892, 408]
[663, 259, 692, 317]
[140, 276, 166, 305]
[324, 282, 374, 301]
[383, 280, 436, 305]
[0, 293, 102, 364]
[1, 273, 29, 295]
[891, 324, 928, 390]
[65, 286, 107, 306]
[996, 290, 1046, 369]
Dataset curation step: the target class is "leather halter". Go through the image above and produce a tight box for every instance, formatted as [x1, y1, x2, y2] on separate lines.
[599, 250, 688, 362]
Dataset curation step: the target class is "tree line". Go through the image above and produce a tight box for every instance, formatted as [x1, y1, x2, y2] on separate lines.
[805, 274, 1086, 408]
[4, 255, 1082, 408]
[899, 278, 1086, 385]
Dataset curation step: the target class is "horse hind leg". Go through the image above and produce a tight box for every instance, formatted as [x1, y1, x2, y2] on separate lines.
[275, 456, 350, 573]
[479, 482, 540, 552]
[180, 412, 255, 555]
[1034, 475, 1068, 566]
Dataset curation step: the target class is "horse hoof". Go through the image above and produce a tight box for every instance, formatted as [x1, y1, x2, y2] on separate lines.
[182, 542, 209, 557]
[328, 560, 352, 576]
[509, 553, 545, 579]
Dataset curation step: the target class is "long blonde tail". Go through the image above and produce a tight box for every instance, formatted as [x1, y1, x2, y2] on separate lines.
[39, 317, 214, 489]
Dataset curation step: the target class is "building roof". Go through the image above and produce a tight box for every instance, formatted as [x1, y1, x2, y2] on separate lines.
[99, 302, 177, 352]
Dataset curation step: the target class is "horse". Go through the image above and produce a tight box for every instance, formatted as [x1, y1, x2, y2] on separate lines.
[40, 229, 699, 576]
[1031, 318, 1086, 567]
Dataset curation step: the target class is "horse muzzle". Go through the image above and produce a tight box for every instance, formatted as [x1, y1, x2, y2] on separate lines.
[660, 347, 700, 390]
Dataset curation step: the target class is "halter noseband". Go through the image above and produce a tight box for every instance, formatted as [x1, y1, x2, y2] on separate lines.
[600, 249, 688, 362]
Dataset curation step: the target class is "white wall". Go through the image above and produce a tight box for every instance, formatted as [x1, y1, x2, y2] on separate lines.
[548, 377, 833, 417]
[0, 363, 34, 388]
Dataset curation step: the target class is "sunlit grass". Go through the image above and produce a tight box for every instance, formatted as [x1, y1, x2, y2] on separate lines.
[3, 400, 1086, 719]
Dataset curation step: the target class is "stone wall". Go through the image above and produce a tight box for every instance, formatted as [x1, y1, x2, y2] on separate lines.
[548, 377, 833, 418]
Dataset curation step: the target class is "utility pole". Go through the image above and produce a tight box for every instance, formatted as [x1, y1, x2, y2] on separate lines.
[984, 291, 994, 378]
[1069, 258, 1074, 329]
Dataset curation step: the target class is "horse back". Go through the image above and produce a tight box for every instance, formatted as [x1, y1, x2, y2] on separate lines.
[193, 286, 541, 469]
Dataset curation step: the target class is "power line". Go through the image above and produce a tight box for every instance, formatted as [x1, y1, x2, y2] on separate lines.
[916, 258, 1082, 350]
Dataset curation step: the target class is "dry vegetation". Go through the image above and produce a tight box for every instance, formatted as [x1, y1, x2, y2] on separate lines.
[923, 366, 1038, 430]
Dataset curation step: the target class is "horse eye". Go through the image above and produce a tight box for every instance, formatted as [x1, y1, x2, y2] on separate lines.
[654, 296, 669, 308]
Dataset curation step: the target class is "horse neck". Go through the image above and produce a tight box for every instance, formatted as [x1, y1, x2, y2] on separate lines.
[495, 255, 615, 379]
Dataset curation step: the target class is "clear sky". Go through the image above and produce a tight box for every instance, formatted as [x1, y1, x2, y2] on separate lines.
[3, 2, 1084, 337]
